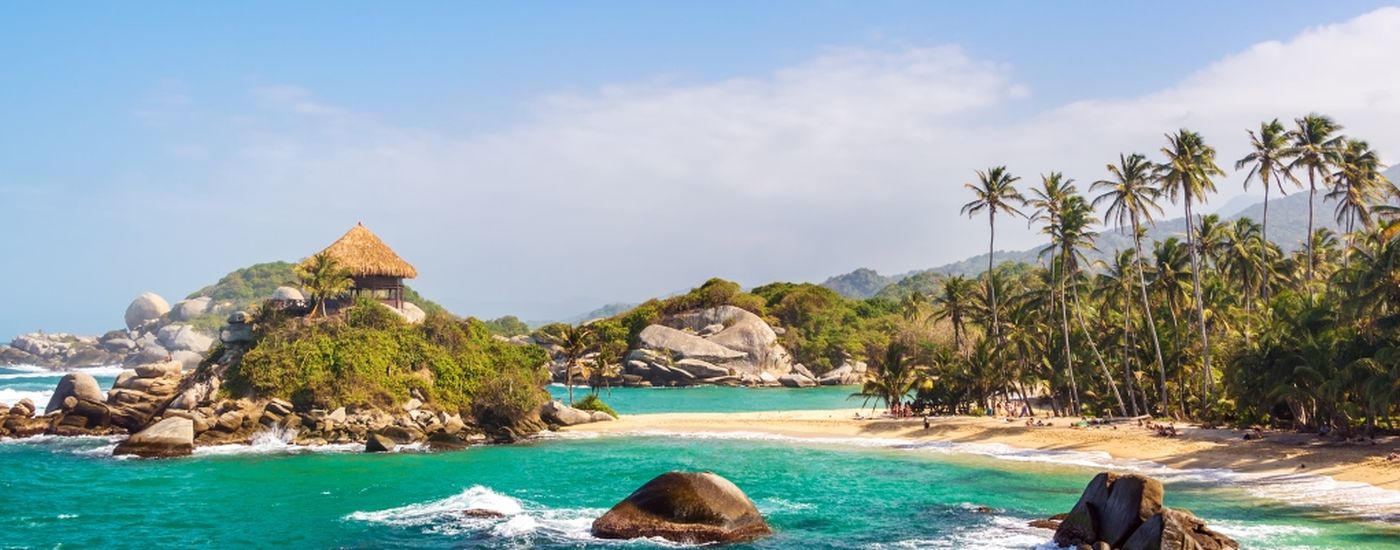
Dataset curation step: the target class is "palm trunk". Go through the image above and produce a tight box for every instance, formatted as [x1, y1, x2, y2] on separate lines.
[1072, 283, 1127, 417]
[1261, 179, 1271, 302]
[566, 360, 575, 405]
[1058, 261, 1080, 414]
[988, 212, 999, 340]
[1306, 169, 1317, 303]
[1132, 211, 1170, 417]
[1184, 196, 1213, 417]
[1122, 295, 1140, 416]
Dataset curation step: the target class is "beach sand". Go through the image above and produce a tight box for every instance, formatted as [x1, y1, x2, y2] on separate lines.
[565, 409, 1400, 491]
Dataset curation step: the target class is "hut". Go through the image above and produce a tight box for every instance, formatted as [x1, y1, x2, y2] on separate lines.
[302, 223, 418, 310]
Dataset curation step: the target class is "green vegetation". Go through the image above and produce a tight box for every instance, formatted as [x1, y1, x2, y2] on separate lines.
[572, 394, 618, 417]
[296, 252, 354, 317]
[481, 315, 531, 337]
[223, 296, 548, 421]
[188, 261, 298, 303]
[841, 114, 1400, 437]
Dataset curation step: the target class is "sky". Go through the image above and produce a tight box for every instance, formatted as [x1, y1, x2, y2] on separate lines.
[3, 1, 1400, 337]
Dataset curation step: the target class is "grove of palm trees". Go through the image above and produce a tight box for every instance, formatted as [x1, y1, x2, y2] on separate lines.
[870, 114, 1399, 435]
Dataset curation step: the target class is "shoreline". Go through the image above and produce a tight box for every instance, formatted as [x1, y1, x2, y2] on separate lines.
[564, 408, 1400, 517]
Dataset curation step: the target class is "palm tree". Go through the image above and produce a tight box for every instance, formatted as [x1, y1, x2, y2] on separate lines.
[295, 251, 353, 318]
[899, 291, 928, 324]
[1158, 128, 1225, 413]
[537, 323, 596, 405]
[849, 340, 923, 413]
[1329, 139, 1390, 262]
[1286, 114, 1345, 300]
[961, 166, 1026, 340]
[1055, 196, 1128, 416]
[932, 276, 973, 354]
[1092, 153, 1171, 416]
[1235, 119, 1297, 277]
[1029, 172, 1079, 411]
[1095, 250, 1143, 415]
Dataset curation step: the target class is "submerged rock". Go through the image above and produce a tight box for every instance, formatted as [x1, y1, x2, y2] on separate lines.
[114, 416, 194, 458]
[591, 471, 772, 544]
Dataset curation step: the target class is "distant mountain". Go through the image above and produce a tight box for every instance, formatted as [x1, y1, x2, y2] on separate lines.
[820, 268, 897, 299]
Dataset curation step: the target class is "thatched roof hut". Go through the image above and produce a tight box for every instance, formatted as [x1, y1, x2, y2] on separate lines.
[303, 223, 417, 308]
[305, 223, 417, 279]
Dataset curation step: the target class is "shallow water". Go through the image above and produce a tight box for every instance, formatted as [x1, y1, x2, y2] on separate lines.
[4, 366, 1398, 548]
[547, 384, 861, 414]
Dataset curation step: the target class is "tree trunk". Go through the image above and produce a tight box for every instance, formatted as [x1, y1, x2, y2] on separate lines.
[1058, 262, 1080, 414]
[1123, 295, 1140, 416]
[1132, 212, 1171, 417]
[1073, 284, 1127, 417]
[1184, 195, 1213, 417]
[1261, 180, 1272, 302]
[988, 212, 999, 340]
[1306, 169, 1317, 303]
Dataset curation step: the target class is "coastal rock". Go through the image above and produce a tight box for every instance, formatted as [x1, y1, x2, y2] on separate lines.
[43, 372, 104, 414]
[661, 306, 793, 374]
[365, 433, 397, 453]
[8, 398, 36, 417]
[1051, 473, 1233, 550]
[637, 325, 746, 363]
[673, 358, 730, 379]
[124, 292, 171, 330]
[168, 326, 214, 353]
[169, 297, 212, 322]
[114, 417, 194, 458]
[541, 400, 595, 426]
[778, 373, 816, 388]
[395, 302, 426, 325]
[271, 286, 305, 301]
[591, 471, 772, 544]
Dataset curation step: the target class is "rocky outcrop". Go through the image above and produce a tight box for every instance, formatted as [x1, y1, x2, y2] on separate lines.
[1048, 473, 1236, 550]
[607, 306, 802, 388]
[271, 286, 305, 301]
[540, 400, 614, 426]
[1, 398, 49, 438]
[107, 361, 185, 432]
[114, 417, 194, 458]
[124, 292, 171, 331]
[393, 302, 427, 324]
[43, 372, 104, 414]
[817, 360, 867, 385]
[591, 472, 772, 544]
[169, 297, 212, 322]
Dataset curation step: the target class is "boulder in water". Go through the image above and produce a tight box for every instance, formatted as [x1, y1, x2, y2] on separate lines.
[365, 432, 397, 453]
[114, 417, 194, 458]
[44, 372, 104, 414]
[591, 471, 772, 544]
[1050, 472, 1235, 550]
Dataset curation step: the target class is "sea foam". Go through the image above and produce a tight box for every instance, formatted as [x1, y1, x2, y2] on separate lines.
[345, 485, 614, 544]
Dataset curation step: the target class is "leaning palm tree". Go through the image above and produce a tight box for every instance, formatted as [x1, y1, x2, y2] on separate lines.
[960, 166, 1026, 340]
[1286, 114, 1345, 300]
[1235, 119, 1298, 272]
[1055, 196, 1128, 416]
[537, 323, 596, 405]
[295, 251, 353, 318]
[1029, 172, 1079, 411]
[1158, 128, 1225, 413]
[1092, 153, 1171, 416]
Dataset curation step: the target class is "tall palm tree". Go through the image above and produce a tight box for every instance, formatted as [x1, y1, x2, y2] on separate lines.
[961, 166, 1026, 340]
[1158, 128, 1225, 412]
[1095, 249, 1143, 415]
[295, 251, 353, 318]
[932, 276, 973, 354]
[1329, 139, 1390, 262]
[1235, 119, 1297, 273]
[849, 340, 923, 413]
[1029, 172, 1079, 412]
[538, 323, 596, 405]
[1092, 153, 1171, 416]
[1286, 114, 1345, 300]
[1054, 195, 1128, 416]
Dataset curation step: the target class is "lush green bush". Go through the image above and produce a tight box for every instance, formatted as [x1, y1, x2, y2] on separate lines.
[481, 315, 531, 337]
[224, 296, 547, 415]
[573, 394, 618, 417]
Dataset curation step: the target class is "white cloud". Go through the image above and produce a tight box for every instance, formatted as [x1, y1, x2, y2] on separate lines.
[96, 7, 1400, 320]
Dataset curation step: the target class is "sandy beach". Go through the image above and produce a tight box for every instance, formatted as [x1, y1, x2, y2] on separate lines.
[566, 409, 1400, 492]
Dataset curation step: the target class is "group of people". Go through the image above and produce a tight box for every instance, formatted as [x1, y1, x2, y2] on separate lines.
[1139, 419, 1180, 437]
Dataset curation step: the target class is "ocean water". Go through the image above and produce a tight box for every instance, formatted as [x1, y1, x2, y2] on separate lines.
[4, 366, 1398, 549]
[546, 384, 861, 414]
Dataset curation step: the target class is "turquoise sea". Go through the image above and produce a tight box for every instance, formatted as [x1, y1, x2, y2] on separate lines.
[4, 366, 1399, 549]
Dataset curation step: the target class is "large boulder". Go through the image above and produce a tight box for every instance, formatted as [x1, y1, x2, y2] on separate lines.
[637, 325, 746, 363]
[124, 292, 171, 330]
[541, 400, 595, 426]
[169, 297, 212, 322]
[591, 472, 772, 544]
[394, 302, 426, 325]
[167, 326, 213, 353]
[1051, 473, 1233, 550]
[43, 372, 104, 414]
[113, 417, 194, 458]
[662, 306, 793, 374]
[271, 286, 304, 301]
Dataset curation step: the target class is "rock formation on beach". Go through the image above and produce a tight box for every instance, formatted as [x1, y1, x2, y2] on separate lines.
[1043, 472, 1238, 550]
[591, 471, 772, 544]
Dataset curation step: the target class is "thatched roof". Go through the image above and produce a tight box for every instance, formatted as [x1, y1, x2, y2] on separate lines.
[303, 223, 418, 279]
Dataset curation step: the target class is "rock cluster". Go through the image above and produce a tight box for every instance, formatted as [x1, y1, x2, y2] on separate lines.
[1, 292, 223, 370]
[540, 400, 615, 426]
[1046, 472, 1238, 550]
[591, 471, 772, 544]
[555, 305, 820, 388]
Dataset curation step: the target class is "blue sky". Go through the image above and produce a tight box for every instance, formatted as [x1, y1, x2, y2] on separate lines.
[3, 2, 1399, 337]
